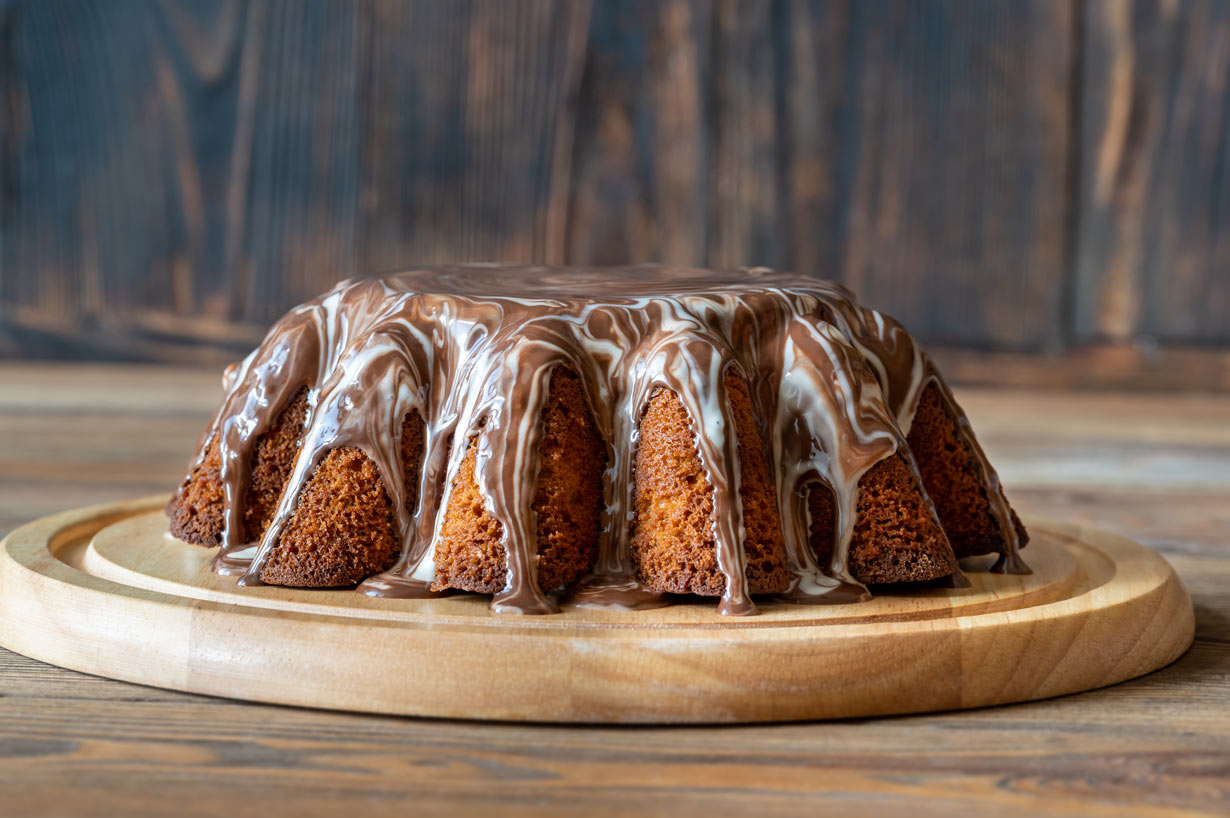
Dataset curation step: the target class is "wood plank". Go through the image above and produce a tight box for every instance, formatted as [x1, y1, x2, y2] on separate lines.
[958, 388, 1230, 495]
[8, 0, 1203, 361]
[236, 0, 362, 321]
[0, 0, 364, 330]
[706, 0, 782, 269]
[1, 638, 1225, 818]
[1, 0, 592, 350]
[834, 0, 1075, 348]
[568, 0, 1076, 348]
[777, 0, 851, 279]
[1076, 0, 1230, 344]
[1, 0, 180, 316]
[358, 0, 591, 270]
[565, 0, 712, 265]
[929, 343, 1230, 393]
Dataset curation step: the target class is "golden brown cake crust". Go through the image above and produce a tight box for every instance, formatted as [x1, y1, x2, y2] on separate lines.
[259, 412, 424, 587]
[431, 367, 606, 594]
[166, 387, 310, 547]
[630, 371, 790, 596]
[808, 453, 957, 584]
[906, 382, 1029, 558]
[165, 439, 226, 546]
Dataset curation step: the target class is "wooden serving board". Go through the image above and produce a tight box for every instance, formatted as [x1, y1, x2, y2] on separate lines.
[0, 496, 1194, 724]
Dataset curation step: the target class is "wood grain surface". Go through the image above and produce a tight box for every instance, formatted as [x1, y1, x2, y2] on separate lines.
[4, 0, 1227, 364]
[0, 363, 1227, 815]
[1076, 0, 1230, 345]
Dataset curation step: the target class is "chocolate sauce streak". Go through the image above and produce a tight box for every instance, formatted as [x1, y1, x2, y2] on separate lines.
[176, 265, 1028, 615]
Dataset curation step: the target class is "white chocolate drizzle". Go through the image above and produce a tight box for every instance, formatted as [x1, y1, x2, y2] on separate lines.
[177, 265, 1027, 615]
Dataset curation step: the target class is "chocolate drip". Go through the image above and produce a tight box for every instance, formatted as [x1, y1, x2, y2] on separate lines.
[826, 303, 1027, 567]
[177, 265, 1029, 614]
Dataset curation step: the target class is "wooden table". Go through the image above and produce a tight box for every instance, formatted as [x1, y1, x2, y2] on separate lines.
[1, 362, 1227, 817]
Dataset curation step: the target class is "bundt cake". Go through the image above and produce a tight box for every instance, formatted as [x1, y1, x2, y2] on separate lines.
[167, 264, 1029, 615]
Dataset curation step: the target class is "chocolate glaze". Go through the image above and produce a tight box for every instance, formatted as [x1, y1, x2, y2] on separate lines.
[945, 568, 975, 589]
[773, 580, 872, 606]
[356, 574, 453, 600]
[566, 577, 670, 611]
[211, 546, 257, 577]
[177, 264, 1027, 615]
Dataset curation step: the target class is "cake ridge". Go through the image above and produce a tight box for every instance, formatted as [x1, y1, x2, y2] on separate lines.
[170, 264, 1028, 615]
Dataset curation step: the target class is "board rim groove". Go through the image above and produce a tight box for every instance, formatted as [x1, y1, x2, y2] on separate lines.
[0, 496, 1195, 723]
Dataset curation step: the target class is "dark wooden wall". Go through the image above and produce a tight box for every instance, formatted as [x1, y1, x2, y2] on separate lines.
[0, 0, 1227, 363]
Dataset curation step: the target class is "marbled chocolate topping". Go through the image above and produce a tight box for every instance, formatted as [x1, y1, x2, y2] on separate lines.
[180, 264, 1027, 615]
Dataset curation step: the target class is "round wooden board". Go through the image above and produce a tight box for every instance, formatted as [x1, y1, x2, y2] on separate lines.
[0, 496, 1194, 724]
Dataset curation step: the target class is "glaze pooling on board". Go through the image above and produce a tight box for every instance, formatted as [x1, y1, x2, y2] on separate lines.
[178, 264, 1027, 615]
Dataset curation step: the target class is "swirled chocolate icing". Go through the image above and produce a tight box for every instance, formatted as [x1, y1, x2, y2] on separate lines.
[185, 264, 1027, 615]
